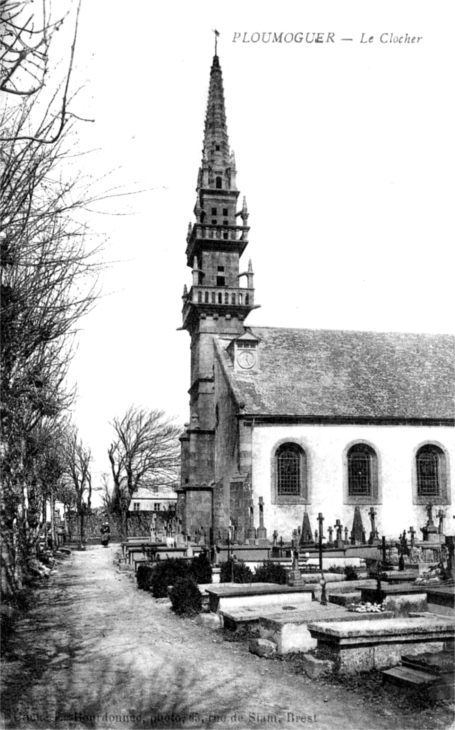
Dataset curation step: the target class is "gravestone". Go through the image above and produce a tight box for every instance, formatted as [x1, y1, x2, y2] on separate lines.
[350, 507, 365, 545]
[335, 520, 344, 549]
[247, 502, 256, 543]
[299, 509, 314, 548]
[288, 549, 305, 588]
[368, 507, 381, 546]
[256, 497, 268, 544]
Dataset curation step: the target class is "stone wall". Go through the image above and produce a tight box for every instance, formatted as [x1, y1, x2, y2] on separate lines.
[66, 511, 170, 540]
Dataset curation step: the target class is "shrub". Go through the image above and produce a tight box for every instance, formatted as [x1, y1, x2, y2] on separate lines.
[254, 561, 287, 584]
[220, 559, 253, 584]
[344, 565, 359, 581]
[191, 551, 212, 584]
[136, 564, 154, 591]
[325, 564, 345, 574]
[150, 558, 189, 598]
[169, 577, 202, 616]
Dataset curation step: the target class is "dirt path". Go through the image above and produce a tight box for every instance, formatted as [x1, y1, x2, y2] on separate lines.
[1, 547, 453, 730]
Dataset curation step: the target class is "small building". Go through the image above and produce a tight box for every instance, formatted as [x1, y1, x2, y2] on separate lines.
[128, 487, 177, 514]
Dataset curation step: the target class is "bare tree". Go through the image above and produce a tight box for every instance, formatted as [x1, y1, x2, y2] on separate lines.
[0, 1, 103, 589]
[108, 407, 181, 539]
[62, 427, 92, 548]
[96, 473, 114, 515]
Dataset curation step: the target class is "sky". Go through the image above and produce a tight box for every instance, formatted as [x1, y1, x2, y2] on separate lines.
[50, 1, 454, 495]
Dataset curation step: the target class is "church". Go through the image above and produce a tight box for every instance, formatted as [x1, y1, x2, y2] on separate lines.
[177, 51, 454, 548]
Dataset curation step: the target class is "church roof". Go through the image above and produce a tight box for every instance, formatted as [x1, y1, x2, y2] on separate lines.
[215, 327, 455, 421]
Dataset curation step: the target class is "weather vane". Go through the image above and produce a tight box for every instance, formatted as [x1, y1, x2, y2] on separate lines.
[212, 29, 220, 55]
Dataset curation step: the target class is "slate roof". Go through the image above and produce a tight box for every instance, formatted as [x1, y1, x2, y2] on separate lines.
[215, 327, 455, 420]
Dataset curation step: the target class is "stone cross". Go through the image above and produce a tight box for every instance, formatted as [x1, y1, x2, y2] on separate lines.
[426, 502, 434, 527]
[335, 519, 343, 542]
[437, 509, 445, 535]
[328, 526, 334, 544]
[344, 527, 349, 542]
[258, 497, 264, 528]
[320, 573, 327, 606]
[317, 513, 324, 540]
[272, 530, 278, 548]
[292, 548, 300, 571]
[368, 507, 380, 544]
[368, 507, 377, 533]
[409, 526, 416, 548]
[247, 503, 256, 540]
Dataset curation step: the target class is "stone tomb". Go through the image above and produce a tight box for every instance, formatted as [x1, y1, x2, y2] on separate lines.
[426, 585, 455, 617]
[307, 616, 455, 673]
[359, 582, 428, 616]
[257, 605, 393, 655]
[205, 582, 314, 614]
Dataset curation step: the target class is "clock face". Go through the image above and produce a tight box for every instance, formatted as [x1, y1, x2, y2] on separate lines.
[237, 350, 256, 369]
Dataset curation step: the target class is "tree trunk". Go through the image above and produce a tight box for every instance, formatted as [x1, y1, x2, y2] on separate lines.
[50, 488, 55, 549]
[121, 507, 128, 541]
[79, 509, 85, 549]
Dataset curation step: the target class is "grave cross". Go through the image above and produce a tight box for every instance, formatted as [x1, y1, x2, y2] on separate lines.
[317, 512, 324, 539]
[368, 507, 377, 532]
[409, 526, 416, 548]
[437, 509, 445, 535]
[368, 506, 379, 544]
[317, 512, 325, 570]
[328, 526, 334, 544]
[320, 573, 327, 606]
[258, 497, 264, 528]
[335, 519, 343, 542]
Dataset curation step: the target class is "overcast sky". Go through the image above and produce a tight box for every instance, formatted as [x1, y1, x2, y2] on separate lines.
[56, 1, 454, 491]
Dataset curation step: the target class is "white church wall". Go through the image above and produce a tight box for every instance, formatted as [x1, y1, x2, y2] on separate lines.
[251, 423, 454, 541]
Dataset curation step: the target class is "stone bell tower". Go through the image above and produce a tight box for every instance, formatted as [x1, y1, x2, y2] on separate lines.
[179, 51, 257, 539]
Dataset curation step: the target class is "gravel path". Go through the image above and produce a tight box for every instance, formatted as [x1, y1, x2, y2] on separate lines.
[1, 546, 452, 730]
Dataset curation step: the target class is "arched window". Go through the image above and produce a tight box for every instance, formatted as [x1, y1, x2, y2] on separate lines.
[348, 443, 376, 497]
[245, 294, 249, 305]
[413, 443, 450, 505]
[272, 442, 308, 504]
[211, 292, 216, 304]
[231, 293, 236, 305]
[197, 292, 202, 303]
[216, 176, 222, 189]
[204, 291, 209, 303]
[238, 293, 243, 305]
[224, 292, 229, 304]
[217, 292, 222, 304]
[277, 444, 301, 495]
[417, 444, 444, 497]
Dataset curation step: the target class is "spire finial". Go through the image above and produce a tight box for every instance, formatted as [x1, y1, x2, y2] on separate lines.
[212, 29, 220, 56]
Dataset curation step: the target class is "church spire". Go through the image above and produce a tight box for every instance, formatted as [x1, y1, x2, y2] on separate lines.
[182, 52, 256, 336]
[200, 54, 234, 183]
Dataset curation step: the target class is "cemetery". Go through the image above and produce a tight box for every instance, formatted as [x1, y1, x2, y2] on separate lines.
[119, 500, 455, 702]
